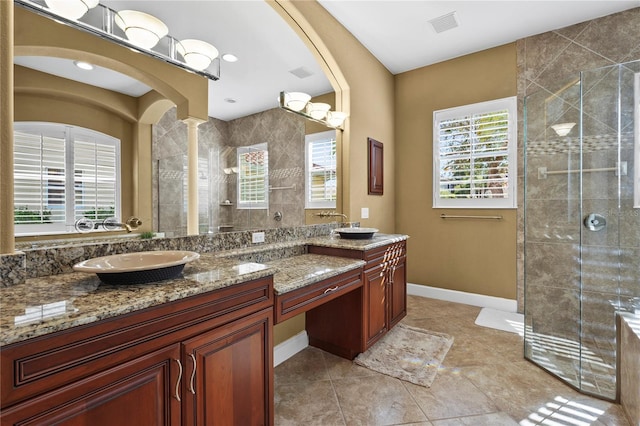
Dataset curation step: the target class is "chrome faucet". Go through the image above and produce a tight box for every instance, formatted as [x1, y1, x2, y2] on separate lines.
[315, 211, 348, 221]
[103, 217, 143, 233]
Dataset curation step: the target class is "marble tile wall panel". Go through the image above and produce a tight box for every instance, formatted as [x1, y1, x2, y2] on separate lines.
[618, 314, 640, 425]
[517, 7, 640, 314]
[154, 106, 308, 233]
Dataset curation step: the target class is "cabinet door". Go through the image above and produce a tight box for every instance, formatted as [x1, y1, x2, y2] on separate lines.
[363, 264, 388, 349]
[182, 308, 273, 426]
[388, 257, 407, 328]
[1, 345, 181, 426]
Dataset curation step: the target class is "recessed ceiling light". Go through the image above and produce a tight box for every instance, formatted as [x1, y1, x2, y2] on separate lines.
[74, 60, 94, 70]
[222, 53, 238, 63]
[224, 98, 237, 103]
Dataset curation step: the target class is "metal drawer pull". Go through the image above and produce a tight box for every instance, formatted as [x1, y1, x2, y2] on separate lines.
[189, 353, 197, 395]
[174, 358, 182, 402]
[324, 285, 339, 294]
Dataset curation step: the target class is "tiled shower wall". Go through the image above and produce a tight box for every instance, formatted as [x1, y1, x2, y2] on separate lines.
[516, 7, 640, 313]
[153, 107, 306, 236]
[518, 8, 640, 399]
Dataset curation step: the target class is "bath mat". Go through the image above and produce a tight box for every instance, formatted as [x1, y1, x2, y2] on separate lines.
[354, 323, 453, 387]
[475, 308, 524, 336]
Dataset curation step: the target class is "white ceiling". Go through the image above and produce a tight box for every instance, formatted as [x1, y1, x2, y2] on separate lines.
[14, 1, 639, 121]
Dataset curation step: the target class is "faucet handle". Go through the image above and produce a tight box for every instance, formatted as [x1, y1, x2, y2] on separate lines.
[126, 217, 143, 229]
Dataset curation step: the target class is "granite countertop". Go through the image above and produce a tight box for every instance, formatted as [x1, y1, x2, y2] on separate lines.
[306, 233, 408, 251]
[1, 233, 408, 347]
[267, 254, 365, 295]
[0, 254, 274, 347]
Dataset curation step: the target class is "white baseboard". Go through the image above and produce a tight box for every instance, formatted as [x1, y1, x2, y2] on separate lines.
[407, 283, 517, 313]
[273, 331, 308, 367]
[272, 285, 516, 367]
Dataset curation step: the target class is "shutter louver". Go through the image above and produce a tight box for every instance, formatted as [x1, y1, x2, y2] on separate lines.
[433, 97, 517, 209]
[14, 123, 120, 235]
[238, 144, 269, 209]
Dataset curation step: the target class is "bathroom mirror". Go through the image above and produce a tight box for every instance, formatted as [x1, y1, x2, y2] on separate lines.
[10, 1, 339, 247]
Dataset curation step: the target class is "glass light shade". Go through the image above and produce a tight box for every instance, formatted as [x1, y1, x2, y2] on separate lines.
[307, 102, 331, 120]
[44, 0, 98, 20]
[284, 92, 311, 111]
[326, 111, 348, 127]
[177, 39, 219, 71]
[115, 10, 169, 50]
[551, 122, 576, 137]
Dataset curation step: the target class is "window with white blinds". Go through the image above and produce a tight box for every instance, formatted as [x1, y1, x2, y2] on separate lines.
[14, 123, 120, 236]
[237, 143, 269, 209]
[433, 96, 517, 209]
[305, 130, 337, 209]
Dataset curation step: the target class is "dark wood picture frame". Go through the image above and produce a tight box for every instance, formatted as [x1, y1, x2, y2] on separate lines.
[368, 137, 383, 195]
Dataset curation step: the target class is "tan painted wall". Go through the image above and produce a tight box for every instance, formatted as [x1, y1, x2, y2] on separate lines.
[273, 1, 395, 234]
[395, 44, 518, 299]
[269, 1, 396, 344]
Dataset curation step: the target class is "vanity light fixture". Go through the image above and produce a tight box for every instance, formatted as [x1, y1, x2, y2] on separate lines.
[551, 122, 576, 137]
[115, 10, 169, 50]
[177, 39, 219, 71]
[284, 92, 311, 111]
[17, 0, 220, 80]
[279, 91, 348, 129]
[326, 111, 348, 128]
[44, 0, 98, 20]
[306, 102, 331, 120]
[73, 60, 94, 70]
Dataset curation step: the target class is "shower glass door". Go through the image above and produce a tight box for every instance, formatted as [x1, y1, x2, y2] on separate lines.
[524, 60, 640, 400]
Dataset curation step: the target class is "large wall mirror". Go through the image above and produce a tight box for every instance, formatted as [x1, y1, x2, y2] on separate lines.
[11, 0, 341, 246]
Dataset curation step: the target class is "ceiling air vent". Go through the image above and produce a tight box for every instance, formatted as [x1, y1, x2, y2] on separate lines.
[428, 11, 459, 34]
[289, 66, 313, 79]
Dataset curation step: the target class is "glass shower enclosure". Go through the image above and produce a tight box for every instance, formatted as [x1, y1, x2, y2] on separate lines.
[524, 61, 640, 400]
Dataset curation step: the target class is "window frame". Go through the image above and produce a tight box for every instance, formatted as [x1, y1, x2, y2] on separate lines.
[236, 143, 269, 210]
[433, 96, 518, 209]
[305, 130, 337, 209]
[13, 122, 121, 237]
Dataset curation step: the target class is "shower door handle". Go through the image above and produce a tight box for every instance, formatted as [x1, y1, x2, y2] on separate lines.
[583, 213, 606, 231]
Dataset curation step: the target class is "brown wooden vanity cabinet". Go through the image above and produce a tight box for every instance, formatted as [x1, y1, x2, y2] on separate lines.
[307, 240, 407, 356]
[0, 277, 274, 426]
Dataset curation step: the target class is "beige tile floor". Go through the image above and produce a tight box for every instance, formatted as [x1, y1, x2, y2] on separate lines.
[274, 295, 631, 425]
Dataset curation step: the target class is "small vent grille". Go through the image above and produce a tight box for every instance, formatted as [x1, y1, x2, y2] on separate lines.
[289, 66, 313, 79]
[428, 11, 459, 33]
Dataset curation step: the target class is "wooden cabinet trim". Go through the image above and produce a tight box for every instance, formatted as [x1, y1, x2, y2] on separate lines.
[274, 269, 362, 324]
[1, 345, 182, 425]
[1, 277, 273, 409]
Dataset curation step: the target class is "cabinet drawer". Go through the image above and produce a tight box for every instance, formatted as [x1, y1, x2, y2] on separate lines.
[1, 277, 273, 409]
[275, 269, 362, 323]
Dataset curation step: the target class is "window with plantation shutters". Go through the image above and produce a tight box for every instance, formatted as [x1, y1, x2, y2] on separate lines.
[13, 123, 120, 236]
[433, 97, 517, 209]
[305, 130, 337, 209]
[237, 143, 269, 209]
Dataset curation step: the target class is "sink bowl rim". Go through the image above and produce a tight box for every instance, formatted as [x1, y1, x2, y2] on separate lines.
[73, 250, 200, 274]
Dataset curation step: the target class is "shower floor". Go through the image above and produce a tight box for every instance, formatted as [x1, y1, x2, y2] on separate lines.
[525, 330, 617, 400]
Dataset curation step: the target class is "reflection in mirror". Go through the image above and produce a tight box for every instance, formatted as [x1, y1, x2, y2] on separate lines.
[155, 107, 313, 236]
[11, 2, 338, 249]
[13, 122, 120, 237]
